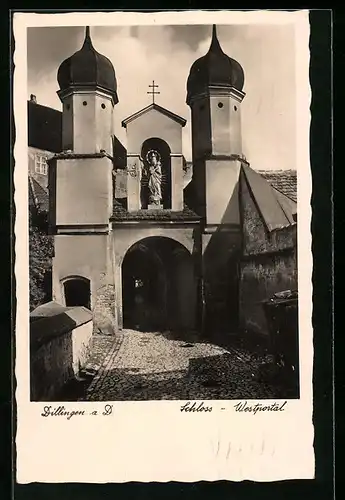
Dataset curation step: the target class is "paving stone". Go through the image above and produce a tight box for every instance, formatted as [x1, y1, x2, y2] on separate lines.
[78, 329, 293, 401]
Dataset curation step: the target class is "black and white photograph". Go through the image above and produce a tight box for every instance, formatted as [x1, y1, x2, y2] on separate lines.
[27, 21, 300, 403]
[14, 10, 316, 484]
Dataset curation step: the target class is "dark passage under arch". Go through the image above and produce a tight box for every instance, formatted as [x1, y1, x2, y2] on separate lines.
[122, 237, 197, 332]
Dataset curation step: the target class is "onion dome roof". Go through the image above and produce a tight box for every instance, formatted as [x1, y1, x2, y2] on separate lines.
[186, 25, 244, 104]
[57, 27, 118, 104]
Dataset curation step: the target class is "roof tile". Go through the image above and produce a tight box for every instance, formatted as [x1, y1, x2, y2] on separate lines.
[111, 198, 200, 221]
[258, 170, 297, 202]
[29, 176, 49, 212]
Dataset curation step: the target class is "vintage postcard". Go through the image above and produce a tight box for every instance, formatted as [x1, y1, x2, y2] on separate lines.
[14, 10, 314, 482]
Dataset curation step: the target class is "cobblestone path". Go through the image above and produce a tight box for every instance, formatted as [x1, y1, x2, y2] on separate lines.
[82, 329, 288, 401]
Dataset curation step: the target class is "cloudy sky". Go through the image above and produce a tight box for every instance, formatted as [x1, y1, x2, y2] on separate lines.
[27, 24, 296, 169]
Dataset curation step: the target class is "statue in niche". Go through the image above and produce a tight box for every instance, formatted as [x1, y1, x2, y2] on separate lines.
[146, 150, 162, 206]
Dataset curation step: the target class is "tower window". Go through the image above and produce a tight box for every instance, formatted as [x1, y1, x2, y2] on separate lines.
[101, 103, 106, 109]
[218, 102, 224, 108]
[34, 154, 48, 175]
[83, 101, 87, 106]
[234, 105, 238, 111]
[66, 103, 70, 110]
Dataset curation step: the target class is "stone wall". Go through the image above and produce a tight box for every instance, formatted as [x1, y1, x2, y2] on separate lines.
[239, 251, 297, 335]
[92, 283, 117, 335]
[30, 305, 93, 401]
[239, 173, 297, 335]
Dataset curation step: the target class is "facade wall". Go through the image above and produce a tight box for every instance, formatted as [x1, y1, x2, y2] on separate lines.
[54, 157, 113, 226]
[205, 159, 241, 225]
[241, 170, 296, 255]
[28, 146, 54, 189]
[239, 252, 297, 335]
[125, 109, 183, 154]
[190, 92, 242, 161]
[209, 94, 242, 156]
[239, 173, 297, 335]
[53, 234, 108, 307]
[53, 234, 117, 334]
[202, 229, 242, 335]
[63, 92, 114, 154]
[62, 95, 74, 151]
[191, 99, 212, 161]
[112, 225, 197, 263]
[170, 156, 184, 211]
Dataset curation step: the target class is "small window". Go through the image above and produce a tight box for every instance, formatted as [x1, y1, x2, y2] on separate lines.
[64, 277, 91, 310]
[234, 105, 238, 111]
[83, 101, 87, 106]
[218, 102, 224, 108]
[101, 103, 106, 109]
[35, 154, 48, 175]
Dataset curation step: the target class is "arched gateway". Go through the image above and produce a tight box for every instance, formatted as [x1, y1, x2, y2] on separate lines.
[122, 236, 197, 332]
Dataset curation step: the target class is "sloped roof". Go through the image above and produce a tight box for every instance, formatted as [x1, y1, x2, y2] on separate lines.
[242, 165, 297, 232]
[30, 300, 70, 319]
[29, 176, 49, 212]
[258, 170, 297, 202]
[121, 103, 186, 128]
[111, 198, 200, 222]
[28, 100, 62, 153]
[30, 306, 93, 349]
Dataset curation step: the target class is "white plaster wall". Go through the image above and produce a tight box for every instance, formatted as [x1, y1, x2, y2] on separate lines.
[55, 157, 113, 225]
[71, 321, 93, 374]
[53, 234, 108, 309]
[126, 108, 183, 154]
[113, 226, 196, 265]
[210, 95, 242, 156]
[205, 159, 241, 225]
[69, 93, 113, 154]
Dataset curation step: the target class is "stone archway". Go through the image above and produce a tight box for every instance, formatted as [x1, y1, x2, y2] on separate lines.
[121, 236, 197, 332]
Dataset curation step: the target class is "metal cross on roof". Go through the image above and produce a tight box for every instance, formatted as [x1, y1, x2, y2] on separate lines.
[147, 80, 160, 104]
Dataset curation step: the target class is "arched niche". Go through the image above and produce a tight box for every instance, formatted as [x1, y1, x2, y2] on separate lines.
[61, 275, 91, 310]
[140, 137, 171, 209]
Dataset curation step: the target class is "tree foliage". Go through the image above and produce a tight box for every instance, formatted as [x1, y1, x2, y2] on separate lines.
[29, 209, 53, 311]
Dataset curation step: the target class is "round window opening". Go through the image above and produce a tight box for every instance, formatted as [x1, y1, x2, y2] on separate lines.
[234, 105, 238, 111]
[101, 103, 106, 109]
[218, 102, 224, 108]
[83, 101, 87, 106]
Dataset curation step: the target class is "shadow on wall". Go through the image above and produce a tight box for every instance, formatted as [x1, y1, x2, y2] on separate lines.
[113, 136, 127, 169]
[30, 302, 93, 401]
[201, 184, 242, 337]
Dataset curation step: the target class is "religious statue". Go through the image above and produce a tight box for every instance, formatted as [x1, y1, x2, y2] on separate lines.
[146, 150, 162, 205]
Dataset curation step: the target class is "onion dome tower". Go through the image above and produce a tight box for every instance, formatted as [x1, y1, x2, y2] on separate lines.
[187, 25, 244, 105]
[57, 26, 118, 154]
[186, 25, 245, 159]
